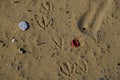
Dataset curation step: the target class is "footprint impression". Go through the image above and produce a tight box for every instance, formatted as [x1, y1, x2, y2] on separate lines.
[59, 59, 89, 77]
[58, 0, 113, 78]
[34, 1, 54, 30]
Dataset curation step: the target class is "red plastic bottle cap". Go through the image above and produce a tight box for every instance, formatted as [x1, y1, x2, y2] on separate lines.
[71, 39, 80, 47]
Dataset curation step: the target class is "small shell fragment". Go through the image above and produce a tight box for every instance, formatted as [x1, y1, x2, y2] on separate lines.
[12, 38, 16, 43]
[18, 21, 29, 31]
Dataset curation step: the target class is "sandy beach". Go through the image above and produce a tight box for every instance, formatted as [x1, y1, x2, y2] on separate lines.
[0, 0, 120, 80]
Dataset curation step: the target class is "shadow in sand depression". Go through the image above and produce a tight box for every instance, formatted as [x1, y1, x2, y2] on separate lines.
[77, 11, 88, 35]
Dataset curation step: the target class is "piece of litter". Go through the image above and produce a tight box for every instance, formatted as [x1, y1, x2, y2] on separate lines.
[71, 39, 80, 47]
[18, 21, 29, 31]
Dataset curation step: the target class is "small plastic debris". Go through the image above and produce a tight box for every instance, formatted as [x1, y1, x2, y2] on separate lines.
[71, 39, 80, 47]
[18, 21, 29, 31]
[19, 48, 26, 54]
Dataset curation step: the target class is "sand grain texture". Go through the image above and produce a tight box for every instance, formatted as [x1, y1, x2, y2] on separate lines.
[0, 0, 120, 80]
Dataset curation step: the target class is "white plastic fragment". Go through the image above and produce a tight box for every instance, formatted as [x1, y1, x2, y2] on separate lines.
[18, 21, 29, 31]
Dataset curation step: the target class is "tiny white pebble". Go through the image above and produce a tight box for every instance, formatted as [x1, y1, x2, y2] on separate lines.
[12, 39, 16, 43]
[20, 51, 23, 54]
[19, 48, 24, 54]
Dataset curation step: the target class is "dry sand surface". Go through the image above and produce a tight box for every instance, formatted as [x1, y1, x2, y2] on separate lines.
[0, 0, 120, 80]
